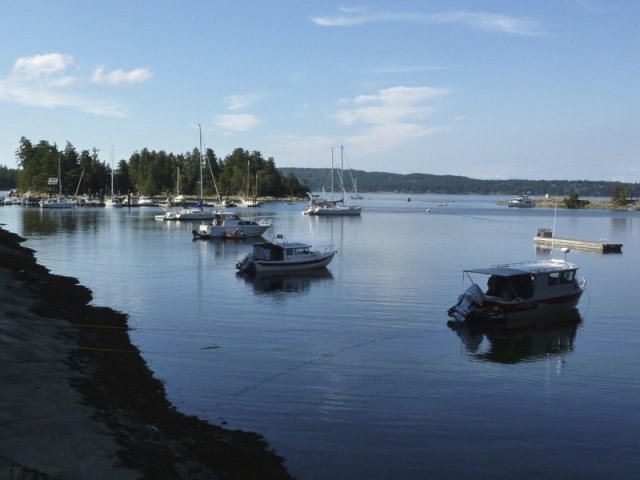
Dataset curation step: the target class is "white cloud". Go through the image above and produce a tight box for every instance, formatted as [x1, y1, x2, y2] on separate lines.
[91, 65, 152, 86]
[333, 86, 449, 126]
[312, 8, 545, 36]
[12, 53, 73, 79]
[0, 53, 151, 117]
[224, 93, 261, 110]
[214, 113, 261, 132]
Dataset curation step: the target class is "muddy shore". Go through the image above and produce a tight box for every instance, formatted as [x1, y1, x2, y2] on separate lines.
[0, 225, 292, 479]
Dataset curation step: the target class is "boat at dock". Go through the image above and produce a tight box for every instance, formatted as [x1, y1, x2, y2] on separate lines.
[235, 234, 336, 273]
[534, 227, 622, 253]
[447, 253, 586, 332]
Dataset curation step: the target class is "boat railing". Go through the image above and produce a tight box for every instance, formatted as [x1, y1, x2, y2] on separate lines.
[315, 244, 336, 255]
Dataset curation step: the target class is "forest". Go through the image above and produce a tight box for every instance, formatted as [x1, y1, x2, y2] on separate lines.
[2, 137, 638, 202]
[9, 137, 309, 200]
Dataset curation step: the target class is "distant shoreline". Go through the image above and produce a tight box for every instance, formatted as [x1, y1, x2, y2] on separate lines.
[499, 197, 640, 210]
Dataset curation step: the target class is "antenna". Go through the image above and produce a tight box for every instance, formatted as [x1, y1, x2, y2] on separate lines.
[561, 247, 570, 262]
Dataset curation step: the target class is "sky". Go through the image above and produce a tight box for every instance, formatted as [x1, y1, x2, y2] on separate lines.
[0, 0, 638, 181]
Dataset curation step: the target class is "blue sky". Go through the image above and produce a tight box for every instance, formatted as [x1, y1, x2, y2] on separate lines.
[1, 0, 638, 181]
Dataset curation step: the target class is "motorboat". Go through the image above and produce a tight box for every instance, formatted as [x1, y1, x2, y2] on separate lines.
[191, 212, 272, 239]
[235, 234, 336, 273]
[155, 209, 178, 221]
[507, 194, 535, 208]
[447, 252, 586, 332]
[40, 196, 75, 209]
[174, 205, 217, 221]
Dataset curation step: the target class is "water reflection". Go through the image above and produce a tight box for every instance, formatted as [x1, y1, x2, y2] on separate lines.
[455, 309, 582, 364]
[237, 269, 334, 295]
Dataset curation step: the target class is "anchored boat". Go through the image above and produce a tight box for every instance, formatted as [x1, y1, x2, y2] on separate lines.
[447, 251, 586, 332]
[236, 234, 336, 273]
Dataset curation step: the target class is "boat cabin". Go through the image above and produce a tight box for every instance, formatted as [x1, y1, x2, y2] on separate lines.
[466, 260, 581, 302]
[253, 241, 312, 261]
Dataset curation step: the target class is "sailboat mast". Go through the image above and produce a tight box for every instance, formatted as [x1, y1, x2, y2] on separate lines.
[341, 145, 345, 203]
[58, 157, 62, 197]
[198, 124, 204, 201]
[330, 148, 334, 201]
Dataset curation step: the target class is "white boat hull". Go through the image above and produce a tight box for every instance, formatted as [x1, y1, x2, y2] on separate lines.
[306, 205, 362, 216]
[252, 252, 336, 273]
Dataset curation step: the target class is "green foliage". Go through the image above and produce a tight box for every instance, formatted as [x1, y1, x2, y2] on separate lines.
[11, 137, 303, 199]
[563, 192, 591, 209]
[611, 185, 631, 206]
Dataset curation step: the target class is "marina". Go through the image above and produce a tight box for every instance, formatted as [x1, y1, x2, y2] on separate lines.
[2, 193, 639, 480]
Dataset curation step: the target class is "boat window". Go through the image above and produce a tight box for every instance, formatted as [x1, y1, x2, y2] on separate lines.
[286, 248, 293, 256]
[548, 272, 559, 286]
[560, 270, 575, 284]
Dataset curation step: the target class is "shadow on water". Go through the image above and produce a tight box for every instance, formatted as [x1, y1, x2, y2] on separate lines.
[237, 268, 334, 295]
[455, 309, 583, 364]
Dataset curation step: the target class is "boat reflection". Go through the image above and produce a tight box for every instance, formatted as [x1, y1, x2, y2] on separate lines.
[454, 309, 582, 364]
[237, 268, 334, 295]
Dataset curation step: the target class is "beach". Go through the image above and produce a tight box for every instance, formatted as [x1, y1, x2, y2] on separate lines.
[0, 226, 291, 479]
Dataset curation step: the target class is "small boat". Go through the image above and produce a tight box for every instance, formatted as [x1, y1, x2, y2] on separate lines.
[236, 234, 337, 273]
[507, 194, 535, 208]
[447, 252, 586, 332]
[191, 212, 272, 239]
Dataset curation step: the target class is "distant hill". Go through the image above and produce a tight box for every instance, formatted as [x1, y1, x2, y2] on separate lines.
[280, 167, 639, 198]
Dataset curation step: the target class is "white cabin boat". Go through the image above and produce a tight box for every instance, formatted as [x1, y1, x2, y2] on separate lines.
[447, 253, 586, 332]
[507, 194, 535, 208]
[191, 212, 272, 239]
[236, 235, 336, 273]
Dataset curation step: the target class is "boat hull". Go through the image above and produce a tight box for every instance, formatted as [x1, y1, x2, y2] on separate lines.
[306, 205, 362, 216]
[464, 292, 584, 332]
[251, 252, 336, 273]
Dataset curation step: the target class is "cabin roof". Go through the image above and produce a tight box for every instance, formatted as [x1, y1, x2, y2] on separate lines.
[465, 260, 577, 277]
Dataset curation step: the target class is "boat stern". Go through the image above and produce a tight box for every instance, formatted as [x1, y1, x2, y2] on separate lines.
[447, 283, 485, 324]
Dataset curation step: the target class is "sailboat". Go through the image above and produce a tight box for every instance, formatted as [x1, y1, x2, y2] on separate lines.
[304, 146, 362, 216]
[241, 161, 263, 207]
[173, 125, 217, 221]
[105, 148, 123, 207]
[40, 158, 74, 209]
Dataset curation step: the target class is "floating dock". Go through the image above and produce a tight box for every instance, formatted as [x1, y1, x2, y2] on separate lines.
[534, 228, 622, 254]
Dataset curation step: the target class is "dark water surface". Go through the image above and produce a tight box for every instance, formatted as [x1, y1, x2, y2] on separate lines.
[3, 194, 639, 479]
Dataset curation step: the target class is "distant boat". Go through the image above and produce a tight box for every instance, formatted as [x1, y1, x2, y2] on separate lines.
[40, 158, 74, 209]
[172, 125, 219, 220]
[105, 148, 123, 208]
[507, 194, 534, 208]
[235, 234, 336, 273]
[240, 161, 263, 207]
[304, 147, 362, 216]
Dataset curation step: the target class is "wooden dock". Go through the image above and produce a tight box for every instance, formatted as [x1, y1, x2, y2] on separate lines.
[534, 228, 622, 253]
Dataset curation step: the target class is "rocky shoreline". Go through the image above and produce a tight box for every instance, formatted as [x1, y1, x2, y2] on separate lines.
[0, 226, 292, 479]
[502, 198, 640, 210]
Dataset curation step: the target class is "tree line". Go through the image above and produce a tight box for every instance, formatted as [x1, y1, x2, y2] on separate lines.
[4, 137, 638, 204]
[281, 168, 639, 201]
[11, 137, 310, 200]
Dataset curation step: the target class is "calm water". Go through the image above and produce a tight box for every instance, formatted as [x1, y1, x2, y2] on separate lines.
[3, 194, 640, 479]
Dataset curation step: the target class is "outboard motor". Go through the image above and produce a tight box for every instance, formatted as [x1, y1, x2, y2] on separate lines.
[447, 283, 484, 324]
